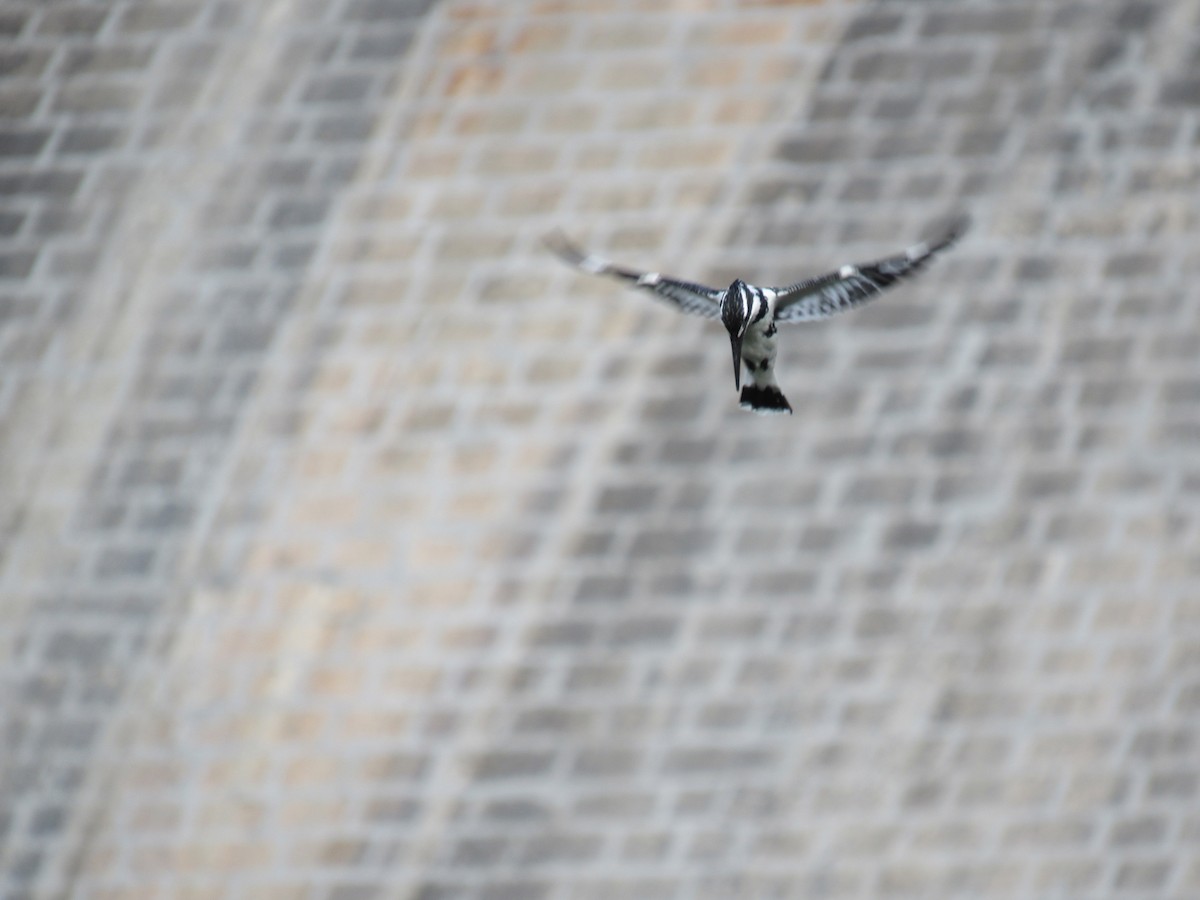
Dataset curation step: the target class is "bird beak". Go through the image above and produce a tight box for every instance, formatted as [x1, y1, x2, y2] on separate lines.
[729, 332, 743, 391]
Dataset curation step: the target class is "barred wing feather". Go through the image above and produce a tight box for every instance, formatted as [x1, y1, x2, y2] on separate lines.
[544, 230, 724, 320]
[773, 217, 968, 324]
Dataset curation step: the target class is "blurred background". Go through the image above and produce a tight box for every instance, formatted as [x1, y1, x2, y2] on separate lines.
[2, 0, 1199, 897]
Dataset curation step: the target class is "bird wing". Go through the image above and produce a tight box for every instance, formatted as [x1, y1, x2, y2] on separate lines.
[544, 230, 724, 320]
[772, 216, 968, 324]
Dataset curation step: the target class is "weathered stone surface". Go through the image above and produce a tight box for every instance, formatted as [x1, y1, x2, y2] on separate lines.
[2, 0, 1199, 897]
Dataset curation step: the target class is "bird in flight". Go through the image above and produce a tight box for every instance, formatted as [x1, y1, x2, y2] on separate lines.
[545, 217, 968, 415]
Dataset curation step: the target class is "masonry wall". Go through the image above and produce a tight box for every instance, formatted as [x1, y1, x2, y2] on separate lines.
[2, 1, 1200, 898]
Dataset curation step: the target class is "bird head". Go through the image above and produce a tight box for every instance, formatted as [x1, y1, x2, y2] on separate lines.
[721, 280, 752, 391]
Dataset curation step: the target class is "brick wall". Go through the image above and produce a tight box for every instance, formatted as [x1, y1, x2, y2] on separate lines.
[2, 1, 1200, 898]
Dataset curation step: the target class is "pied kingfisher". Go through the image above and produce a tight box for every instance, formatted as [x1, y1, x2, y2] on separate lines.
[545, 217, 968, 415]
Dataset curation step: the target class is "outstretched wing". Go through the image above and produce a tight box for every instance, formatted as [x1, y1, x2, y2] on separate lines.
[544, 230, 724, 320]
[773, 216, 968, 324]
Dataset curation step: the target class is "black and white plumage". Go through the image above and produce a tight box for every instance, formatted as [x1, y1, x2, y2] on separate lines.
[544, 217, 968, 415]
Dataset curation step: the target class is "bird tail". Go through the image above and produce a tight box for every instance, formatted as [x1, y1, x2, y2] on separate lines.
[739, 385, 793, 416]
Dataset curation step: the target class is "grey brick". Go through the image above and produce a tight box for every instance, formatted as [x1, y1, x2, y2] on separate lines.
[0, 211, 24, 237]
[117, 3, 199, 33]
[629, 528, 711, 559]
[0, 170, 84, 199]
[0, 91, 39, 123]
[481, 881, 549, 900]
[52, 84, 140, 115]
[0, 9, 29, 37]
[607, 616, 677, 647]
[520, 833, 602, 865]
[302, 73, 375, 105]
[843, 475, 917, 506]
[1161, 78, 1200, 106]
[0, 129, 50, 158]
[63, 46, 156, 77]
[883, 519, 941, 550]
[844, 12, 905, 43]
[0, 252, 37, 279]
[779, 135, 850, 164]
[921, 8, 1037, 38]
[1109, 816, 1167, 846]
[349, 29, 415, 61]
[451, 837, 506, 867]
[1147, 770, 1198, 799]
[474, 752, 555, 781]
[94, 546, 155, 578]
[268, 197, 330, 230]
[1129, 728, 1194, 760]
[573, 748, 639, 778]
[663, 747, 773, 775]
[345, 0, 436, 22]
[1113, 860, 1173, 890]
[36, 6, 109, 36]
[483, 799, 550, 823]
[58, 126, 124, 155]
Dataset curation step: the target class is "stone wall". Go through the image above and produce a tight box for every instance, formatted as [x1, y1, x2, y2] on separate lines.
[2, 1, 1199, 897]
